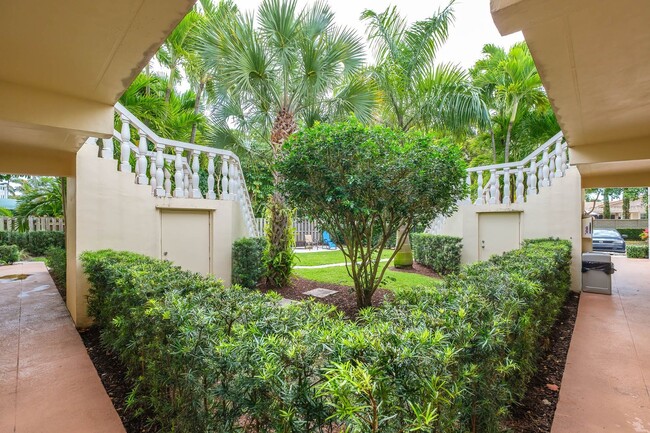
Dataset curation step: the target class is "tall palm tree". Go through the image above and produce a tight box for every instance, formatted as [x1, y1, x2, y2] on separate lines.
[14, 177, 65, 232]
[472, 42, 546, 163]
[157, 10, 200, 103]
[198, 0, 375, 288]
[362, 2, 486, 268]
[361, 2, 486, 133]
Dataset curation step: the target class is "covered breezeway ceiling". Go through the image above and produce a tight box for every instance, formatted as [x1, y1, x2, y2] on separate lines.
[0, 0, 194, 176]
[490, 0, 650, 188]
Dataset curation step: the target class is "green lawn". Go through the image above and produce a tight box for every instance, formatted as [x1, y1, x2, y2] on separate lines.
[293, 249, 394, 267]
[294, 264, 440, 290]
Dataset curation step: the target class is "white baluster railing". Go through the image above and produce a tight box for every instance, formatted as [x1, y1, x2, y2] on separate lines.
[465, 131, 569, 206]
[93, 102, 259, 236]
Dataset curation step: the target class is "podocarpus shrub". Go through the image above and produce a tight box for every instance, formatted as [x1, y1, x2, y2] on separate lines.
[82, 239, 571, 433]
[0, 231, 65, 256]
[45, 247, 66, 291]
[627, 244, 649, 258]
[411, 233, 462, 274]
[232, 237, 266, 288]
[0, 245, 21, 265]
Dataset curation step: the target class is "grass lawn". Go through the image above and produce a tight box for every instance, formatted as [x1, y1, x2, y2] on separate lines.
[294, 265, 440, 291]
[293, 249, 394, 267]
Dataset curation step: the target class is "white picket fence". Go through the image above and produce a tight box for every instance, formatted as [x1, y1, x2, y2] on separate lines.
[0, 216, 65, 232]
[255, 218, 322, 247]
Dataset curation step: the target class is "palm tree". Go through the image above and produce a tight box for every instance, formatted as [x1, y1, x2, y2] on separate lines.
[14, 177, 65, 232]
[361, 2, 486, 267]
[472, 42, 546, 163]
[198, 0, 375, 288]
[157, 10, 200, 103]
[361, 2, 486, 133]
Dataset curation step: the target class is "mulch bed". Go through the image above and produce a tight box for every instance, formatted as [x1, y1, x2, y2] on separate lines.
[389, 262, 442, 278]
[78, 326, 157, 433]
[264, 276, 393, 318]
[505, 291, 580, 433]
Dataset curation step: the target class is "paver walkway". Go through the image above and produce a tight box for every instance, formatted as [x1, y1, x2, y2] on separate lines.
[0, 262, 125, 433]
[552, 256, 650, 433]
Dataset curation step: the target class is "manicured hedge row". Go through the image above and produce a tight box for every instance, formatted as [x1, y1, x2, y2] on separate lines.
[627, 244, 649, 259]
[45, 247, 66, 292]
[618, 228, 644, 241]
[0, 245, 20, 265]
[82, 239, 571, 433]
[232, 237, 266, 288]
[411, 233, 462, 274]
[0, 231, 65, 256]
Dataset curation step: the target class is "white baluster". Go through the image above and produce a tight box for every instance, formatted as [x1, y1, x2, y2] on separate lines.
[488, 170, 497, 204]
[475, 171, 484, 205]
[503, 169, 511, 205]
[495, 171, 501, 203]
[465, 172, 472, 203]
[515, 166, 524, 204]
[155, 145, 165, 197]
[555, 139, 564, 178]
[207, 153, 216, 200]
[164, 166, 172, 197]
[541, 148, 550, 187]
[549, 148, 556, 182]
[183, 168, 190, 198]
[137, 132, 148, 185]
[173, 147, 184, 198]
[119, 115, 132, 172]
[561, 141, 568, 174]
[101, 138, 114, 160]
[149, 155, 156, 193]
[229, 160, 238, 201]
[191, 151, 202, 198]
[528, 160, 537, 196]
[221, 157, 230, 199]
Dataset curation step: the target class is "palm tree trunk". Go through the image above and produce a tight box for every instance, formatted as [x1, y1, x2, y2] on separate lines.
[489, 125, 497, 163]
[165, 61, 176, 103]
[265, 107, 298, 289]
[190, 79, 205, 144]
[504, 99, 519, 163]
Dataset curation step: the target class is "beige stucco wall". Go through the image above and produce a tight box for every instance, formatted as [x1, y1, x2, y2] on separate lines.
[66, 141, 248, 327]
[440, 168, 583, 291]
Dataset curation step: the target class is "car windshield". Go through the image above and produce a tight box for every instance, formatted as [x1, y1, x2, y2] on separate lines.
[594, 230, 621, 239]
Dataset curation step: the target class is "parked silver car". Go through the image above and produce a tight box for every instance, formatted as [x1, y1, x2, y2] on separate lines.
[592, 229, 626, 253]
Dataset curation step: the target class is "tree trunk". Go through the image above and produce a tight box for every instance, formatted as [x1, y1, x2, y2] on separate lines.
[265, 107, 298, 289]
[623, 195, 630, 219]
[165, 61, 176, 103]
[190, 79, 205, 144]
[504, 99, 519, 163]
[489, 125, 497, 163]
[355, 286, 373, 309]
[603, 189, 611, 219]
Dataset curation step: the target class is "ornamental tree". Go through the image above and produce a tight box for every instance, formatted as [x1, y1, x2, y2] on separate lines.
[278, 119, 466, 309]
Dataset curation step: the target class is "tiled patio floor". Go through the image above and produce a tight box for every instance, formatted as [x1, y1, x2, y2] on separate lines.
[552, 256, 650, 433]
[0, 262, 124, 433]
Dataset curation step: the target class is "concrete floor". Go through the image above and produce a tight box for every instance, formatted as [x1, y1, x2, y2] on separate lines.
[0, 262, 125, 433]
[552, 256, 650, 433]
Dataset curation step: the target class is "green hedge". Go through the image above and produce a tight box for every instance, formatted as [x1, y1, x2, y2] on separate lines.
[0, 231, 65, 256]
[232, 237, 266, 288]
[0, 245, 20, 265]
[618, 228, 645, 241]
[411, 233, 462, 274]
[627, 244, 649, 258]
[82, 239, 571, 433]
[45, 247, 66, 292]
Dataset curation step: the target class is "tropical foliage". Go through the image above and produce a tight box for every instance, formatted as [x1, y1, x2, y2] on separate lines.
[13, 177, 65, 232]
[278, 119, 466, 308]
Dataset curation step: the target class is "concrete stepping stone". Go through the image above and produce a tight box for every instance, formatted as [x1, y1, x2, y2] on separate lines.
[303, 288, 338, 298]
[278, 298, 298, 307]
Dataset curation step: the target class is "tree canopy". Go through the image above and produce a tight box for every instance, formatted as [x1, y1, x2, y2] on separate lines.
[278, 118, 466, 307]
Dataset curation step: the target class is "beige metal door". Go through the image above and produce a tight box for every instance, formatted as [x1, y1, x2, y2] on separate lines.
[478, 212, 521, 261]
[161, 210, 211, 274]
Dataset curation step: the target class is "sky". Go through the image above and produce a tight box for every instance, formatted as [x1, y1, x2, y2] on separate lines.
[232, 0, 524, 69]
